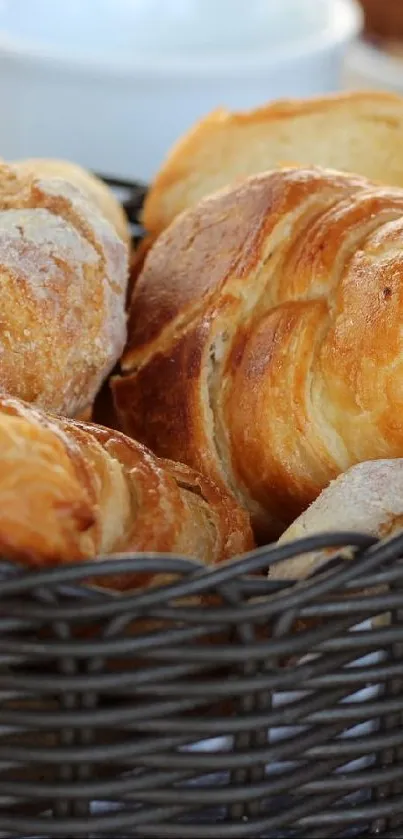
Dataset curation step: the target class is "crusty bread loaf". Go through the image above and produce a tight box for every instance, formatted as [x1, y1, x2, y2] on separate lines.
[0, 394, 253, 590]
[13, 158, 131, 245]
[143, 90, 403, 239]
[0, 161, 128, 418]
[271, 460, 403, 581]
[360, 0, 403, 40]
[114, 165, 403, 540]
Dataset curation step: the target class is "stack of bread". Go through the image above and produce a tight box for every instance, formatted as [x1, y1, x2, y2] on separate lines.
[4, 89, 403, 589]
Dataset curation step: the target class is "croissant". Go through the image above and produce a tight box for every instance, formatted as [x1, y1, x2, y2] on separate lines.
[113, 165, 403, 539]
[13, 157, 131, 245]
[0, 395, 253, 589]
[142, 90, 403, 240]
[0, 161, 128, 418]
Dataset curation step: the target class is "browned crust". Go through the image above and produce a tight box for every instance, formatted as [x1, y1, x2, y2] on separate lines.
[143, 90, 403, 238]
[360, 0, 403, 40]
[0, 394, 253, 590]
[114, 165, 403, 539]
[13, 158, 131, 245]
[0, 162, 128, 417]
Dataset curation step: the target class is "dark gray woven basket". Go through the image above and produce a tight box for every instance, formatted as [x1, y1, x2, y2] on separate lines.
[2, 526, 403, 838]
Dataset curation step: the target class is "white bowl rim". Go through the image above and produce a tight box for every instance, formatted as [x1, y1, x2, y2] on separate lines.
[346, 38, 403, 88]
[0, 0, 362, 81]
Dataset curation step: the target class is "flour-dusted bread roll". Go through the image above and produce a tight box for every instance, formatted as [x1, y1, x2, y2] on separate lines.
[0, 395, 253, 589]
[13, 158, 131, 245]
[270, 460, 403, 581]
[143, 90, 403, 239]
[114, 166, 403, 539]
[0, 162, 128, 418]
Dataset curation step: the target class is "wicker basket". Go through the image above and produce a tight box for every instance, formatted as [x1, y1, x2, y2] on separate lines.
[1, 179, 403, 839]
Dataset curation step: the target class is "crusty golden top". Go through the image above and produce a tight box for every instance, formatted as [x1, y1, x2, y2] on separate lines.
[143, 90, 403, 239]
[0, 394, 253, 589]
[13, 158, 131, 245]
[0, 162, 128, 417]
[114, 165, 403, 539]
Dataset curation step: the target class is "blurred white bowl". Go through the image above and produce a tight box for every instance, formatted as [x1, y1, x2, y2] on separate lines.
[0, 0, 362, 181]
[343, 38, 403, 96]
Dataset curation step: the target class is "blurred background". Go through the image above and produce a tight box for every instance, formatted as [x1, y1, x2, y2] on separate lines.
[0, 0, 401, 181]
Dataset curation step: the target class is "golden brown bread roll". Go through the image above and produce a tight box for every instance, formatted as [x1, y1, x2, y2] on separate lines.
[0, 161, 128, 418]
[0, 394, 253, 589]
[13, 158, 131, 245]
[271, 460, 403, 581]
[113, 165, 403, 540]
[360, 0, 403, 41]
[143, 90, 403, 239]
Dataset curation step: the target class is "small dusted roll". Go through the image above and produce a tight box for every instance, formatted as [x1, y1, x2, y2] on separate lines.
[13, 157, 131, 245]
[0, 162, 128, 419]
[271, 459, 403, 581]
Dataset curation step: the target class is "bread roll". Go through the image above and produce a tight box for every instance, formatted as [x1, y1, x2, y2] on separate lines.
[114, 165, 403, 539]
[0, 394, 253, 589]
[143, 90, 403, 239]
[13, 158, 131, 245]
[271, 460, 403, 581]
[360, 0, 403, 40]
[0, 162, 128, 418]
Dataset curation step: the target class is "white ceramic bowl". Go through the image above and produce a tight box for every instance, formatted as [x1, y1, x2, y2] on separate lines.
[0, 0, 362, 181]
[343, 38, 403, 96]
